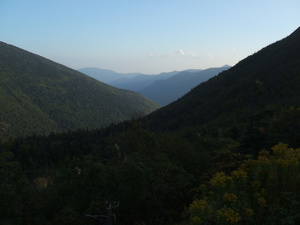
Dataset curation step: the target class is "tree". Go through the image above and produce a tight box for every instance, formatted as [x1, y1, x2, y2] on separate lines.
[0, 151, 30, 224]
[189, 143, 300, 225]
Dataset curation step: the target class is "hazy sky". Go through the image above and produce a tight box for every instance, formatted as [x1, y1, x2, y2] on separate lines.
[1, 0, 299, 74]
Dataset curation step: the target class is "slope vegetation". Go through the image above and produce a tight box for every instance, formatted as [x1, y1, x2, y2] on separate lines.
[146, 27, 300, 131]
[0, 42, 160, 138]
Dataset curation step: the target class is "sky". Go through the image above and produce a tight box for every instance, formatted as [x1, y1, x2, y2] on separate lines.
[1, 0, 300, 74]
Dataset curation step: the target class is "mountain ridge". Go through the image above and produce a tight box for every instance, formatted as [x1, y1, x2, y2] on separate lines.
[79, 66, 228, 105]
[140, 66, 230, 105]
[0, 42, 160, 139]
[78, 67, 141, 83]
[145, 26, 300, 131]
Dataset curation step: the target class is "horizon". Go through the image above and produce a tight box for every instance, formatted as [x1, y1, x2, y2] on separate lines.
[77, 64, 232, 75]
[1, 0, 300, 74]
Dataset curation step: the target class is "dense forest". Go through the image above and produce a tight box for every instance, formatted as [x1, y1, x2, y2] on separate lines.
[1, 27, 300, 225]
[1, 107, 300, 225]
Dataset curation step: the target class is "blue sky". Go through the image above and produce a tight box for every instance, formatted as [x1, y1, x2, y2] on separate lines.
[1, 0, 299, 74]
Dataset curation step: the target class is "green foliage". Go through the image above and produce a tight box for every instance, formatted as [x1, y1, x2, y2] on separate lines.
[189, 143, 300, 225]
[269, 107, 300, 147]
[3, 112, 299, 225]
[0, 123, 221, 225]
[0, 151, 30, 224]
[0, 41, 160, 139]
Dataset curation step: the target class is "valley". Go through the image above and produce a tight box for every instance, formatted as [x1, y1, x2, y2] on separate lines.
[1, 27, 300, 225]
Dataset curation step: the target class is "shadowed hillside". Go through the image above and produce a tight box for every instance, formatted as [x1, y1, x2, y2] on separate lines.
[0, 42, 160, 139]
[146, 27, 300, 131]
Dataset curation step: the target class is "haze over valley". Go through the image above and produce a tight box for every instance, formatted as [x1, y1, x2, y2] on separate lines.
[79, 65, 230, 105]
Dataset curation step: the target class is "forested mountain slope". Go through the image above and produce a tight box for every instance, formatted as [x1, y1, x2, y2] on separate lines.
[0, 42, 160, 138]
[146, 27, 300, 131]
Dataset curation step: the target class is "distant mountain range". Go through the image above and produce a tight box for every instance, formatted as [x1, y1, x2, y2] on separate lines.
[0, 42, 160, 139]
[79, 67, 229, 105]
[78, 68, 186, 91]
[78, 67, 141, 83]
[108, 71, 181, 92]
[140, 66, 230, 105]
